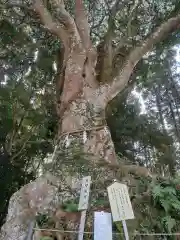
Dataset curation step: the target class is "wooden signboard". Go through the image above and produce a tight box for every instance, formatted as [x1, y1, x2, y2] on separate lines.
[107, 182, 134, 222]
[78, 176, 91, 211]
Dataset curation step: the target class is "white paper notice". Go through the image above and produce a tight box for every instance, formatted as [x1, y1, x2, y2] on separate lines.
[94, 212, 112, 240]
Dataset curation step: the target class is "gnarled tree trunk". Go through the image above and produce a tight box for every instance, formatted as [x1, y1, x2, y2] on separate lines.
[1, 0, 180, 239]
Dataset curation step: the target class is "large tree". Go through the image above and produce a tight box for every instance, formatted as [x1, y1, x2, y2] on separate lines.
[1, 0, 180, 239]
[3, 0, 180, 164]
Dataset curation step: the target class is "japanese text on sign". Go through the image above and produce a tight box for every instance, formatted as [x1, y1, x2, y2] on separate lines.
[107, 182, 135, 222]
[78, 176, 91, 211]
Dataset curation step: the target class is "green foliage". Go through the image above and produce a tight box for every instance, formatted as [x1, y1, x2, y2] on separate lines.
[62, 202, 79, 213]
[139, 177, 180, 233]
[151, 178, 180, 215]
[162, 216, 176, 233]
[114, 222, 123, 240]
[36, 214, 50, 227]
[92, 199, 109, 208]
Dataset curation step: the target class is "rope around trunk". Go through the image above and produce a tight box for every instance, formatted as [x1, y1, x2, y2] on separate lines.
[55, 125, 108, 150]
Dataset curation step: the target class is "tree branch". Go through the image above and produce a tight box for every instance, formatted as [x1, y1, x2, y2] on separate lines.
[95, 0, 122, 83]
[127, 0, 140, 38]
[75, 0, 91, 50]
[32, 0, 68, 45]
[130, 16, 180, 64]
[74, 0, 98, 91]
[98, 161, 152, 178]
[11, 126, 37, 160]
[49, 0, 80, 44]
[4, 0, 69, 46]
[7, 108, 29, 153]
[101, 14, 180, 103]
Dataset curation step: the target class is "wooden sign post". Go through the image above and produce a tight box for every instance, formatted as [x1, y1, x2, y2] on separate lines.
[24, 221, 35, 240]
[78, 176, 91, 240]
[107, 181, 135, 240]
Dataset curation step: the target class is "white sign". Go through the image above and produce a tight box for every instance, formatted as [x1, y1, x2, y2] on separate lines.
[107, 182, 134, 222]
[94, 212, 112, 240]
[78, 176, 91, 210]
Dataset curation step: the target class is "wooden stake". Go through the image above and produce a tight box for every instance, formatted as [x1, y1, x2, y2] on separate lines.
[122, 220, 129, 240]
[78, 176, 91, 240]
